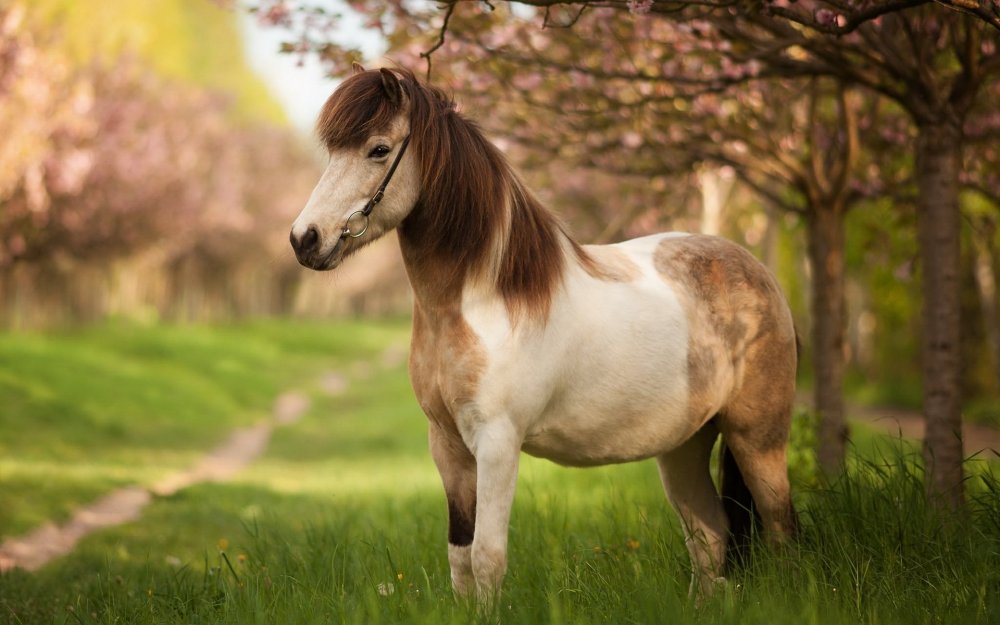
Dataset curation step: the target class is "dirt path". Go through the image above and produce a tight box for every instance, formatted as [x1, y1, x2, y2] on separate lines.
[850, 403, 1000, 459]
[0, 392, 310, 573]
[0, 345, 405, 573]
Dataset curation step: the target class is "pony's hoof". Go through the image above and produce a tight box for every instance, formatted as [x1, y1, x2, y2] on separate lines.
[691, 575, 729, 606]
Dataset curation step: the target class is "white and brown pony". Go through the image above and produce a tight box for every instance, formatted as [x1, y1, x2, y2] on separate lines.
[290, 67, 798, 600]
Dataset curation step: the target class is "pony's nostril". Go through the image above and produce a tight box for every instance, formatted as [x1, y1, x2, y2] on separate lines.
[291, 225, 320, 255]
[302, 226, 319, 252]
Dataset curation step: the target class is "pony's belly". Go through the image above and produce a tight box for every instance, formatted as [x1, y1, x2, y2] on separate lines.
[520, 390, 695, 466]
[521, 423, 689, 466]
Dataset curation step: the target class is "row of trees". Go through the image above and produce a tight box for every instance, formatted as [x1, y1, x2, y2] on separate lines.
[0, 3, 320, 325]
[253, 0, 1000, 508]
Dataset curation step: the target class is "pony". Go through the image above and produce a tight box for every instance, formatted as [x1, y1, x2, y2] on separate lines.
[289, 67, 798, 600]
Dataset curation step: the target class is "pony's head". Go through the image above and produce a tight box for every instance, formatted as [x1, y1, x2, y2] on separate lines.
[290, 66, 571, 320]
[290, 67, 420, 270]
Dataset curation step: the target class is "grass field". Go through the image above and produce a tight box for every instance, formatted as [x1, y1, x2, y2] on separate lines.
[1, 320, 998, 624]
[0, 319, 409, 538]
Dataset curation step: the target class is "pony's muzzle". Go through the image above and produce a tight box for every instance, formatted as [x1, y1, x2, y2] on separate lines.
[288, 226, 319, 264]
[290, 224, 347, 271]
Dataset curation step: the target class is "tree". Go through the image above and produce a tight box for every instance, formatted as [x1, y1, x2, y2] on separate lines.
[725, 7, 1000, 508]
[0, 1, 320, 324]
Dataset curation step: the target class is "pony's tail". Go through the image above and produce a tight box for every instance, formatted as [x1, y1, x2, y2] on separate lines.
[720, 440, 760, 571]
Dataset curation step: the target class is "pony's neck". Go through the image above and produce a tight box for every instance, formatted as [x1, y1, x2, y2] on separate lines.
[397, 161, 577, 320]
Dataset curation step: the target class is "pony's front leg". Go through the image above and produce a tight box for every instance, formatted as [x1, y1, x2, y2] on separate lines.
[469, 419, 521, 602]
[429, 423, 477, 596]
[656, 421, 729, 598]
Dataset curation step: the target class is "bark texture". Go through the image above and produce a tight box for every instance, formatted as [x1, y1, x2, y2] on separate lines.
[915, 121, 965, 509]
[807, 205, 847, 474]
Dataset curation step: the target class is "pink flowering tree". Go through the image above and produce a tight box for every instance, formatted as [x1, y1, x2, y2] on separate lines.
[0, 3, 318, 323]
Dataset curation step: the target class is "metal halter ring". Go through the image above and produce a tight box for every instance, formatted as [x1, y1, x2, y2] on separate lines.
[343, 210, 369, 238]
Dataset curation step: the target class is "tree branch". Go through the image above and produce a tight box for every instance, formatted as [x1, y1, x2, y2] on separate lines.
[420, 1, 457, 80]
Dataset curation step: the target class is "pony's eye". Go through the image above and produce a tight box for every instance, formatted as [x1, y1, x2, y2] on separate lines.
[368, 144, 391, 159]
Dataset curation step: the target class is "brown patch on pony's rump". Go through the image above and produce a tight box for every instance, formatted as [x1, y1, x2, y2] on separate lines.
[725, 337, 797, 452]
[653, 235, 796, 428]
[578, 244, 641, 282]
[685, 342, 719, 407]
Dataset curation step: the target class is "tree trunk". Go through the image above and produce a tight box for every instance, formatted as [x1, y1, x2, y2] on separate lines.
[807, 204, 847, 474]
[699, 167, 729, 236]
[915, 121, 965, 509]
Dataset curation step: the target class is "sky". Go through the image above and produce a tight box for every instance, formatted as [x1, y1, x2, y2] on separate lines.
[238, 4, 385, 133]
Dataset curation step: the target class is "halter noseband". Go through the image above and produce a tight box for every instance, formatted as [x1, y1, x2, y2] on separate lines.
[342, 134, 412, 239]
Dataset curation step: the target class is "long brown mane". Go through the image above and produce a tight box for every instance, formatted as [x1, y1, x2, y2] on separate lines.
[316, 68, 589, 320]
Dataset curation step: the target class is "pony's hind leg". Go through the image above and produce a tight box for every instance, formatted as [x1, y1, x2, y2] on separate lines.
[656, 420, 729, 597]
[718, 426, 797, 544]
[429, 423, 477, 596]
[719, 341, 798, 545]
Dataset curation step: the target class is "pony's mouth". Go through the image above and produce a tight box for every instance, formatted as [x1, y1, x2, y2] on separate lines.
[296, 236, 346, 271]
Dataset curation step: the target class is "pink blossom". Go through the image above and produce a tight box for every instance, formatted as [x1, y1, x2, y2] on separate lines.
[621, 131, 643, 149]
[512, 73, 543, 90]
[627, 0, 654, 16]
[7, 234, 26, 256]
[814, 9, 839, 27]
[258, 1, 291, 27]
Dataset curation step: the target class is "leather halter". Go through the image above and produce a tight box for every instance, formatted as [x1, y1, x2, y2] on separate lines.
[342, 134, 412, 239]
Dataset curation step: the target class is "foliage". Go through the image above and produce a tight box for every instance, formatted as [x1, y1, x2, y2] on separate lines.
[0, 2, 321, 325]
[24, 0, 285, 123]
[788, 407, 820, 487]
[842, 197, 922, 403]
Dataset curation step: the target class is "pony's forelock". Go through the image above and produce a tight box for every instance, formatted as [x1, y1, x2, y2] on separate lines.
[316, 71, 406, 149]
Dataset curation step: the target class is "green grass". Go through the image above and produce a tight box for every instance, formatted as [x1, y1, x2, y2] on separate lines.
[2, 320, 999, 624]
[0, 319, 409, 538]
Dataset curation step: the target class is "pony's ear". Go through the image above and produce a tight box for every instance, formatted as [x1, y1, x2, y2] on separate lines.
[351, 61, 365, 74]
[379, 68, 402, 107]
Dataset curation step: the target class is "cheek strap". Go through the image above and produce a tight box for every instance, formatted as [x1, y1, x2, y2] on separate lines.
[343, 134, 411, 239]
